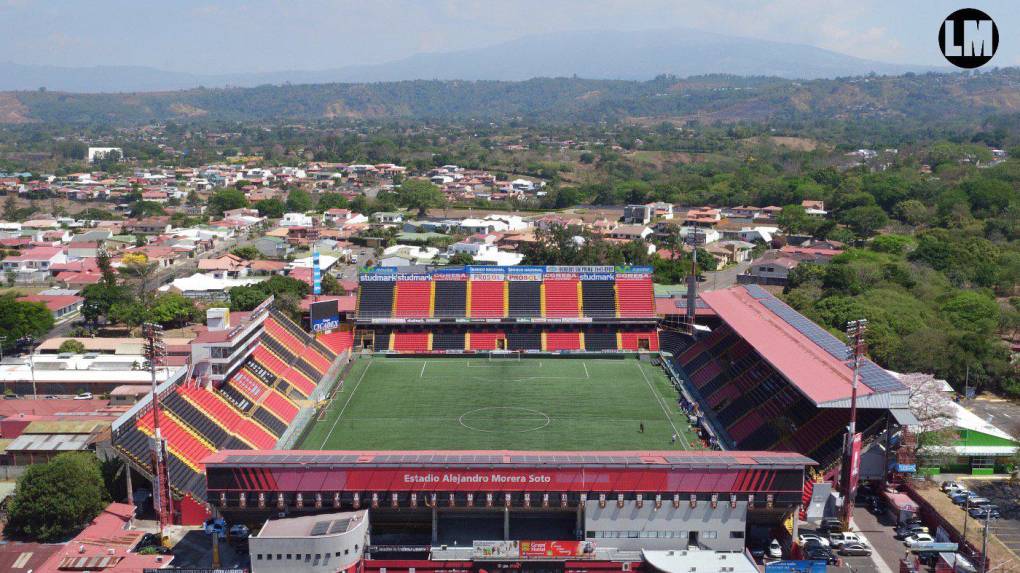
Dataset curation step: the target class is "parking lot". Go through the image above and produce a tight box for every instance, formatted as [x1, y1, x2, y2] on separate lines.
[963, 479, 1020, 556]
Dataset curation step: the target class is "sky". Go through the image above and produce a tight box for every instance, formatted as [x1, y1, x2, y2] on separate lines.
[1, 0, 1017, 73]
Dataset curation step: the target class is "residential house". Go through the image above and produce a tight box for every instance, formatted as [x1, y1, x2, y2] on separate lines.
[123, 216, 172, 235]
[17, 294, 84, 320]
[197, 253, 250, 279]
[622, 204, 653, 225]
[738, 254, 800, 286]
[279, 212, 316, 228]
[2, 246, 68, 281]
[371, 212, 404, 225]
[606, 225, 653, 241]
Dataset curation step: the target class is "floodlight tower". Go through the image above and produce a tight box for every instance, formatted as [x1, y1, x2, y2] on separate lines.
[684, 230, 700, 335]
[841, 318, 868, 528]
[143, 322, 173, 534]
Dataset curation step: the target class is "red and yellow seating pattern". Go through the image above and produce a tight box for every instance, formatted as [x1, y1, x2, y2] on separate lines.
[616, 278, 655, 317]
[136, 407, 215, 472]
[468, 281, 505, 318]
[177, 385, 277, 449]
[543, 280, 581, 318]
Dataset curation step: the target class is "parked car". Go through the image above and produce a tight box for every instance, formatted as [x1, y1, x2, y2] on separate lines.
[965, 497, 991, 509]
[942, 480, 963, 492]
[204, 517, 227, 539]
[896, 525, 929, 539]
[819, 517, 844, 533]
[768, 539, 783, 559]
[804, 547, 838, 564]
[839, 543, 872, 556]
[945, 486, 969, 497]
[828, 532, 863, 548]
[228, 524, 250, 539]
[951, 492, 977, 505]
[904, 533, 935, 547]
[969, 507, 1001, 520]
[798, 534, 830, 548]
[74, 392, 93, 400]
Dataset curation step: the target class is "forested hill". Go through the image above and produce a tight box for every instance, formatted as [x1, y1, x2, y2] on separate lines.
[2, 69, 1019, 126]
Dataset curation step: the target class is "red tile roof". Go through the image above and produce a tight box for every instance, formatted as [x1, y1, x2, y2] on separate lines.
[16, 294, 84, 312]
[700, 287, 871, 404]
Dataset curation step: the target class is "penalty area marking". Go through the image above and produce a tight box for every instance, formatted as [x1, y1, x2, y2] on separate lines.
[458, 406, 551, 433]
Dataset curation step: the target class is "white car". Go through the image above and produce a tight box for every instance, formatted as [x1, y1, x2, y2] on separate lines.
[768, 539, 783, 559]
[798, 534, 830, 548]
[74, 392, 93, 400]
[904, 533, 934, 547]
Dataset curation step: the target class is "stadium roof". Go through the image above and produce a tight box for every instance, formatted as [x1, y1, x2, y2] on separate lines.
[700, 286, 904, 405]
[204, 449, 815, 470]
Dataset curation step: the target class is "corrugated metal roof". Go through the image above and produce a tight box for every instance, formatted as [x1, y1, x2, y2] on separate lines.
[5, 433, 91, 453]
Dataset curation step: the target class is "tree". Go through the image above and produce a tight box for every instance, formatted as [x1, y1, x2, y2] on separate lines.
[208, 188, 249, 216]
[285, 188, 314, 212]
[147, 293, 199, 328]
[3, 194, 17, 220]
[5, 452, 108, 542]
[941, 291, 999, 334]
[230, 245, 260, 260]
[118, 253, 160, 300]
[397, 178, 445, 217]
[254, 198, 285, 219]
[839, 205, 888, 237]
[447, 252, 475, 265]
[777, 204, 813, 235]
[57, 340, 87, 354]
[317, 192, 349, 212]
[0, 294, 55, 353]
[320, 273, 346, 295]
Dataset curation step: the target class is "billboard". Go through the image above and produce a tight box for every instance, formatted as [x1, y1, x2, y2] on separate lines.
[310, 299, 340, 333]
[473, 541, 596, 560]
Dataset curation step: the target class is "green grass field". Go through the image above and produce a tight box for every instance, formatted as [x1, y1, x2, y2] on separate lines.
[297, 356, 702, 451]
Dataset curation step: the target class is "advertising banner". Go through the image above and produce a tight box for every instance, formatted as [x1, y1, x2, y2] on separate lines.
[310, 299, 341, 333]
[519, 541, 595, 559]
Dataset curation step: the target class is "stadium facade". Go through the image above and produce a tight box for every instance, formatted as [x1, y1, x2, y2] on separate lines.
[109, 266, 913, 569]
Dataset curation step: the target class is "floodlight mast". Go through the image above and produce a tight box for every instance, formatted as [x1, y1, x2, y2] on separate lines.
[841, 318, 867, 529]
[143, 322, 173, 535]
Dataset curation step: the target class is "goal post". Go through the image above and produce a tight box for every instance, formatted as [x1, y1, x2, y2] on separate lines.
[488, 350, 521, 362]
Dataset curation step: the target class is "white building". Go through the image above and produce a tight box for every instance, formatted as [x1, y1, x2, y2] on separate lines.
[280, 212, 316, 228]
[250, 510, 368, 573]
[87, 147, 123, 163]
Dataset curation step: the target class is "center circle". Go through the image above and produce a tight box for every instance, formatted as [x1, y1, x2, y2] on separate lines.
[458, 407, 551, 433]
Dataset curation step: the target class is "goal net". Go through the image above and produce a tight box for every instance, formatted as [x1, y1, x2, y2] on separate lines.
[488, 350, 521, 361]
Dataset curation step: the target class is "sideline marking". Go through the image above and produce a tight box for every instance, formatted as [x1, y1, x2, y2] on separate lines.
[420, 360, 428, 378]
[319, 360, 373, 449]
[635, 361, 690, 449]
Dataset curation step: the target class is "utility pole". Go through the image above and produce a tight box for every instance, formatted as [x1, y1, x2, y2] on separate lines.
[841, 319, 868, 529]
[979, 507, 991, 573]
[143, 322, 173, 537]
[18, 336, 37, 398]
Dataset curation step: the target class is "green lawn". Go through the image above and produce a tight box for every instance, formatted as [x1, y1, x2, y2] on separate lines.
[298, 357, 702, 451]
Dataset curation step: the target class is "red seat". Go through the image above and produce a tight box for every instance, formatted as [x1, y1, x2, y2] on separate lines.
[620, 331, 659, 351]
[469, 281, 505, 318]
[179, 385, 277, 448]
[545, 331, 582, 351]
[468, 330, 507, 350]
[544, 280, 580, 318]
[616, 278, 655, 317]
[392, 331, 430, 352]
[394, 280, 433, 318]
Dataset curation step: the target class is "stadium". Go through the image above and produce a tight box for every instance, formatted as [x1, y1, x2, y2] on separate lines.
[110, 265, 912, 569]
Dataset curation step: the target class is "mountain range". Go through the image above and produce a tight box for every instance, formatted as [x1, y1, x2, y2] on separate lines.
[0, 28, 942, 93]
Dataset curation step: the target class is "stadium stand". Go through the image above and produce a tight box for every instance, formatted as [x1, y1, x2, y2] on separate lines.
[392, 331, 431, 352]
[581, 279, 617, 318]
[664, 285, 906, 469]
[543, 279, 581, 318]
[432, 330, 466, 351]
[620, 330, 659, 351]
[113, 307, 352, 514]
[507, 329, 542, 352]
[468, 330, 507, 351]
[617, 278, 655, 317]
[469, 280, 506, 318]
[434, 280, 467, 317]
[394, 280, 433, 318]
[508, 280, 542, 317]
[178, 385, 277, 449]
[358, 281, 395, 317]
[582, 327, 619, 351]
[545, 330, 583, 351]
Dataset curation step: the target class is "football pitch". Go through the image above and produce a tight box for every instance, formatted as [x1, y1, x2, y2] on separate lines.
[297, 356, 703, 451]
